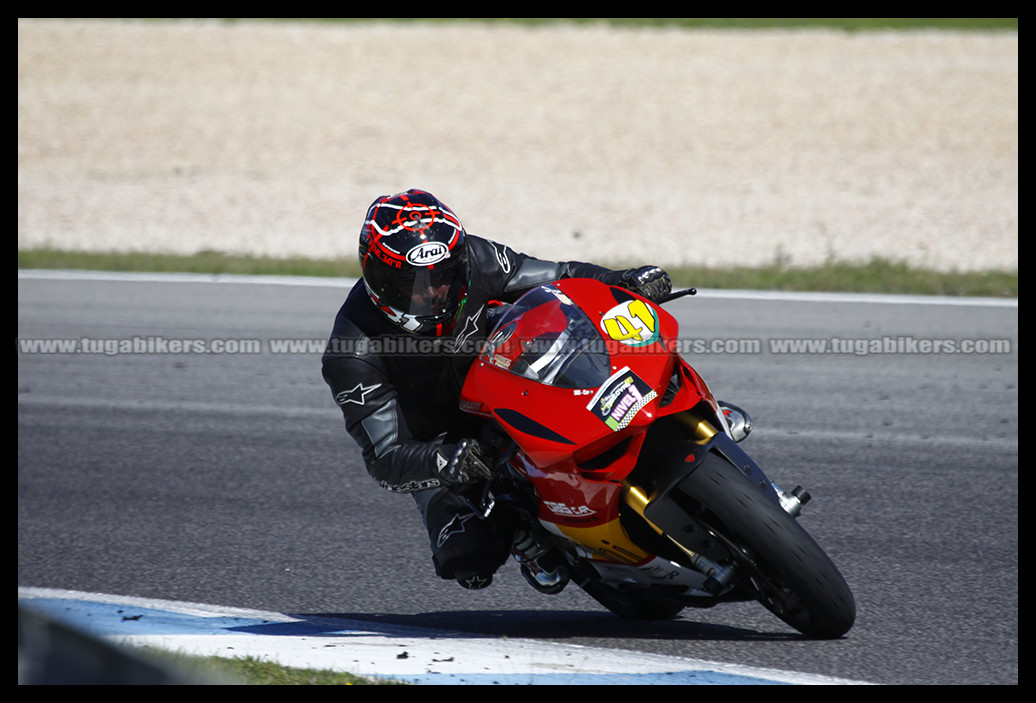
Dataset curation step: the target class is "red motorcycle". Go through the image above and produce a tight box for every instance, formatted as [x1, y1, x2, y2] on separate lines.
[458, 278, 855, 639]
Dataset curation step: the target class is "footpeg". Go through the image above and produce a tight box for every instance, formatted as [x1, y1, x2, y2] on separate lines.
[519, 563, 570, 594]
[513, 529, 570, 594]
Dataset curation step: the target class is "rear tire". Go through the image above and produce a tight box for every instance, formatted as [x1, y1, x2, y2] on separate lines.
[676, 454, 856, 638]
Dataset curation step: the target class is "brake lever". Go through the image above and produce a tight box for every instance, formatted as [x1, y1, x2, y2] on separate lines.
[656, 287, 697, 304]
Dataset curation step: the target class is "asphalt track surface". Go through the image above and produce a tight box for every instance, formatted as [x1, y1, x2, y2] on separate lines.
[18, 271, 1018, 685]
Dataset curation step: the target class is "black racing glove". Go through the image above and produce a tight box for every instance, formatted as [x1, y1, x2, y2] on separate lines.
[435, 438, 495, 486]
[621, 266, 672, 301]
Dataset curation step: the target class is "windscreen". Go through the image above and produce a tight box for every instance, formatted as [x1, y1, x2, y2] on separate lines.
[479, 285, 611, 389]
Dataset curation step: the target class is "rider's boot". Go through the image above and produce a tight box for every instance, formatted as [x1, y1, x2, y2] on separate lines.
[718, 401, 752, 443]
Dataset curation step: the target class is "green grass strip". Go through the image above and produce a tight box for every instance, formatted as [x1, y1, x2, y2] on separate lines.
[198, 654, 407, 685]
[18, 248, 1016, 298]
[139, 648, 407, 685]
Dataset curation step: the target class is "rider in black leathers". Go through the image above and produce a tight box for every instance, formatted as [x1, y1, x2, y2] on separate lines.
[322, 189, 673, 590]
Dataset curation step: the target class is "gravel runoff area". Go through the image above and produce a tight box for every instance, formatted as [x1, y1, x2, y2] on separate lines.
[18, 18, 1017, 272]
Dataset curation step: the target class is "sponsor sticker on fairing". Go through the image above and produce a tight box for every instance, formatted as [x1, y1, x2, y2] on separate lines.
[587, 366, 657, 431]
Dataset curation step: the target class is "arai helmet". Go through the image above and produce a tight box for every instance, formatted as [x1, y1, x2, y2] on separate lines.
[359, 189, 470, 336]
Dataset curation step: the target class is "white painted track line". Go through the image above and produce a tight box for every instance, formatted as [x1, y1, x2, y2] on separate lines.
[19, 588, 873, 685]
[17, 268, 1016, 307]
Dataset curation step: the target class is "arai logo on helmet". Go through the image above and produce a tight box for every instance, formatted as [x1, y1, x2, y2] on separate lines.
[406, 241, 451, 266]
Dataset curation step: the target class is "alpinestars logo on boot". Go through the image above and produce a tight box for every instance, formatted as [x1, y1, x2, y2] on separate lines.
[436, 512, 475, 548]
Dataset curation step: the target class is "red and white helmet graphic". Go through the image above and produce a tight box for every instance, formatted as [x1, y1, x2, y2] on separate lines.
[358, 189, 470, 336]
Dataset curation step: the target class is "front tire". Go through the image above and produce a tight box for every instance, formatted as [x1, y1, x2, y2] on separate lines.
[675, 454, 856, 638]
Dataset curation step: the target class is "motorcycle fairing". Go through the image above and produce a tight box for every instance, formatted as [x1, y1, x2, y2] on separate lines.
[456, 280, 856, 635]
[457, 279, 727, 574]
[459, 280, 706, 482]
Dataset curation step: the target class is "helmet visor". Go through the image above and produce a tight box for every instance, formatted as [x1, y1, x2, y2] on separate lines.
[364, 253, 469, 320]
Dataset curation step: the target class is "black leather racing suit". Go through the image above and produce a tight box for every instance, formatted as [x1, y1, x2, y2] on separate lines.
[321, 234, 627, 583]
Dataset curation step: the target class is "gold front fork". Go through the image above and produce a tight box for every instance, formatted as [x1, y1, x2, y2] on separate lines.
[621, 412, 735, 591]
[682, 413, 719, 443]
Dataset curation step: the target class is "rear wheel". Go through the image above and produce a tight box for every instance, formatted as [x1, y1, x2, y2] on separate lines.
[675, 454, 856, 638]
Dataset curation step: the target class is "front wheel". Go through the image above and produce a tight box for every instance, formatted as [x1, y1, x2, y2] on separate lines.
[675, 454, 856, 638]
